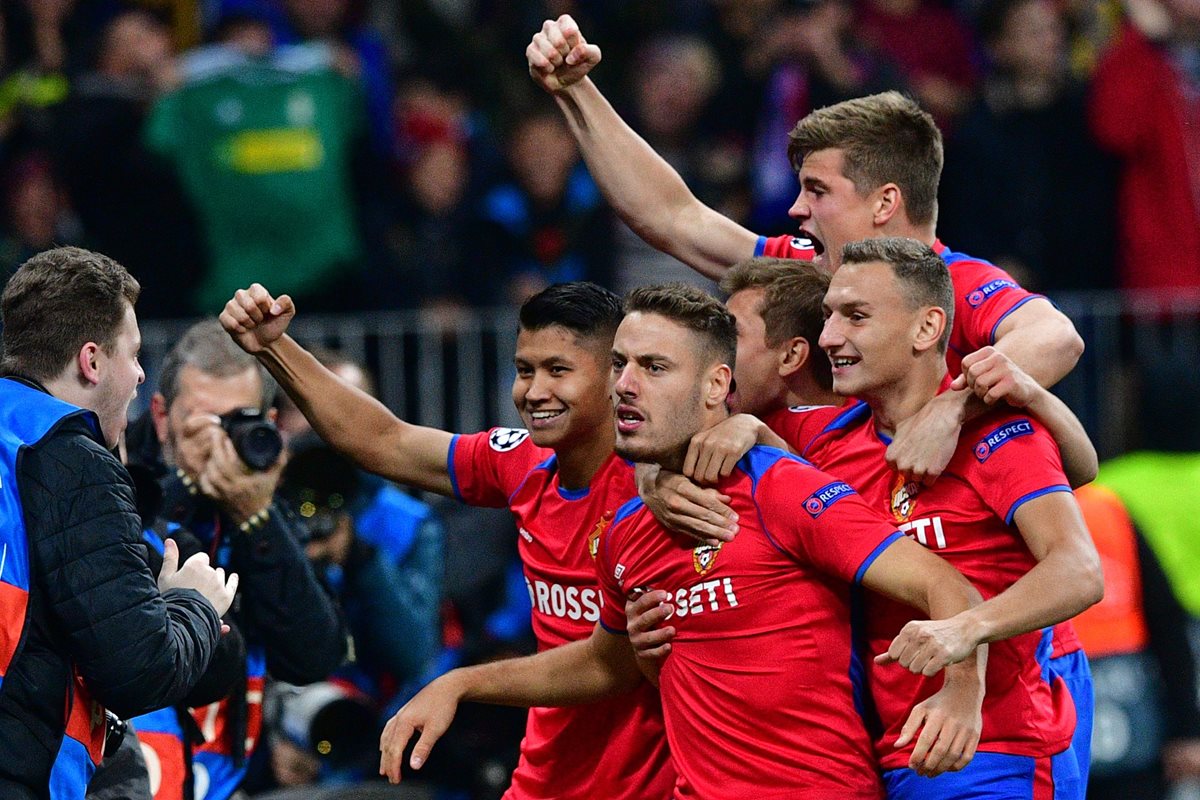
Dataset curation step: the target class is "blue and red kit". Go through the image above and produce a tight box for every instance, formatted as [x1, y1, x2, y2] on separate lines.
[449, 428, 673, 800]
[597, 445, 906, 800]
[774, 402, 1082, 798]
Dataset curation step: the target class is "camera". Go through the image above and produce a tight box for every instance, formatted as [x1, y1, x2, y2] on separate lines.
[219, 408, 283, 471]
[272, 682, 377, 770]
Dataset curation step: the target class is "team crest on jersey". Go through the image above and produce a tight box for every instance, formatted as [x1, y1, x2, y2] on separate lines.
[966, 279, 1017, 308]
[891, 474, 921, 522]
[692, 542, 723, 576]
[488, 427, 529, 452]
[790, 236, 816, 251]
[588, 512, 613, 560]
[974, 419, 1034, 462]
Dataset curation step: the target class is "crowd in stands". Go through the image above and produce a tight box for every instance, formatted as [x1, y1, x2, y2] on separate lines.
[2, 0, 1198, 322]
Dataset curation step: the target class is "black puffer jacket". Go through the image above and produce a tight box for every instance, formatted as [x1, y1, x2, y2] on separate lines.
[0, 389, 222, 800]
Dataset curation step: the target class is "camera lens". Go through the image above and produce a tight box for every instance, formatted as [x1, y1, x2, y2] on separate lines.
[232, 422, 283, 470]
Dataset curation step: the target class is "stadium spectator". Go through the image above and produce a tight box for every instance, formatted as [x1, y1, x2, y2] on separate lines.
[0, 246, 233, 800]
[611, 34, 726, 295]
[144, 11, 370, 313]
[50, 9, 204, 320]
[744, 0, 907, 232]
[477, 110, 613, 304]
[1089, 0, 1200, 292]
[0, 150, 83, 276]
[122, 319, 345, 800]
[856, 0, 978, 124]
[939, 0, 1118, 291]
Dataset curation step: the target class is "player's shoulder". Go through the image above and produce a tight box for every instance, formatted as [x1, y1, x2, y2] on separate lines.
[939, 244, 1027, 302]
[958, 407, 1052, 467]
[756, 233, 818, 261]
[734, 444, 844, 496]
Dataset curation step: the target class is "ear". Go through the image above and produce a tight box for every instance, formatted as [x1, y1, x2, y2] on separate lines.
[150, 392, 170, 445]
[873, 183, 903, 227]
[913, 306, 948, 354]
[77, 342, 103, 387]
[705, 363, 733, 410]
[778, 337, 810, 379]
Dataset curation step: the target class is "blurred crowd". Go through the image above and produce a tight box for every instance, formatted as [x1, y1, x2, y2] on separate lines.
[1, 0, 1198, 325]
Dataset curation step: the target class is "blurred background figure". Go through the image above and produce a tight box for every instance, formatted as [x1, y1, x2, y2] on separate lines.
[938, 0, 1117, 292]
[477, 109, 611, 304]
[0, 150, 83, 274]
[1089, 0, 1200, 294]
[612, 34, 726, 293]
[144, 8, 370, 314]
[50, 9, 204, 319]
[745, 0, 906, 233]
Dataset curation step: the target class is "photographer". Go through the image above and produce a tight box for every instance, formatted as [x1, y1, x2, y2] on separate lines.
[123, 320, 345, 800]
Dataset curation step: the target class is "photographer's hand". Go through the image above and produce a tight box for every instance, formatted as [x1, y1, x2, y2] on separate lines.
[221, 284, 295, 354]
[197, 433, 285, 525]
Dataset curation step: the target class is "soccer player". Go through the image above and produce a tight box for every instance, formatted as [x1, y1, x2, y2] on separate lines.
[220, 280, 733, 800]
[641, 240, 1102, 799]
[527, 23, 1093, 772]
[524, 15, 1083, 483]
[379, 283, 989, 799]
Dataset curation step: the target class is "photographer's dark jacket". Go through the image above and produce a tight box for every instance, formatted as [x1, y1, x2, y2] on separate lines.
[0, 378, 221, 800]
[123, 413, 346, 800]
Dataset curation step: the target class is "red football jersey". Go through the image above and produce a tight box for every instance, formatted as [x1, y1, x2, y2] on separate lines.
[783, 403, 1077, 769]
[756, 235, 1043, 376]
[596, 446, 904, 800]
[450, 428, 674, 800]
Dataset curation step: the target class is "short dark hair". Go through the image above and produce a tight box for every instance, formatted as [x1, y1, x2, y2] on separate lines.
[518, 282, 624, 344]
[623, 283, 737, 369]
[720, 257, 832, 391]
[841, 238, 954, 352]
[787, 92, 943, 227]
[1, 246, 141, 381]
[158, 319, 277, 410]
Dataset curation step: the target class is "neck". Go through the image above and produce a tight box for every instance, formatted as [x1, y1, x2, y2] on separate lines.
[880, 219, 937, 247]
[786, 373, 841, 408]
[655, 406, 730, 475]
[554, 426, 616, 490]
[860, 358, 946, 437]
[41, 371, 88, 410]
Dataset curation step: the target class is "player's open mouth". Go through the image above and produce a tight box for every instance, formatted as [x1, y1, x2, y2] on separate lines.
[801, 229, 825, 256]
[615, 404, 644, 434]
[829, 355, 860, 373]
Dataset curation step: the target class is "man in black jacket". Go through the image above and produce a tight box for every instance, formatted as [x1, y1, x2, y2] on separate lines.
[0, 246, 237, 800]
[124, 319, 346, 800]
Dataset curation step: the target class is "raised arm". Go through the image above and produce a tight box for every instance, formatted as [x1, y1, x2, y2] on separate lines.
[220, 284, 455, 495]
[379, 625, 640, 782]
[528, 15, 756, 279]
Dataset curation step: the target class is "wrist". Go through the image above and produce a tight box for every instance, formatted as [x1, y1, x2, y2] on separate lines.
[233, 502, 272, 530]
